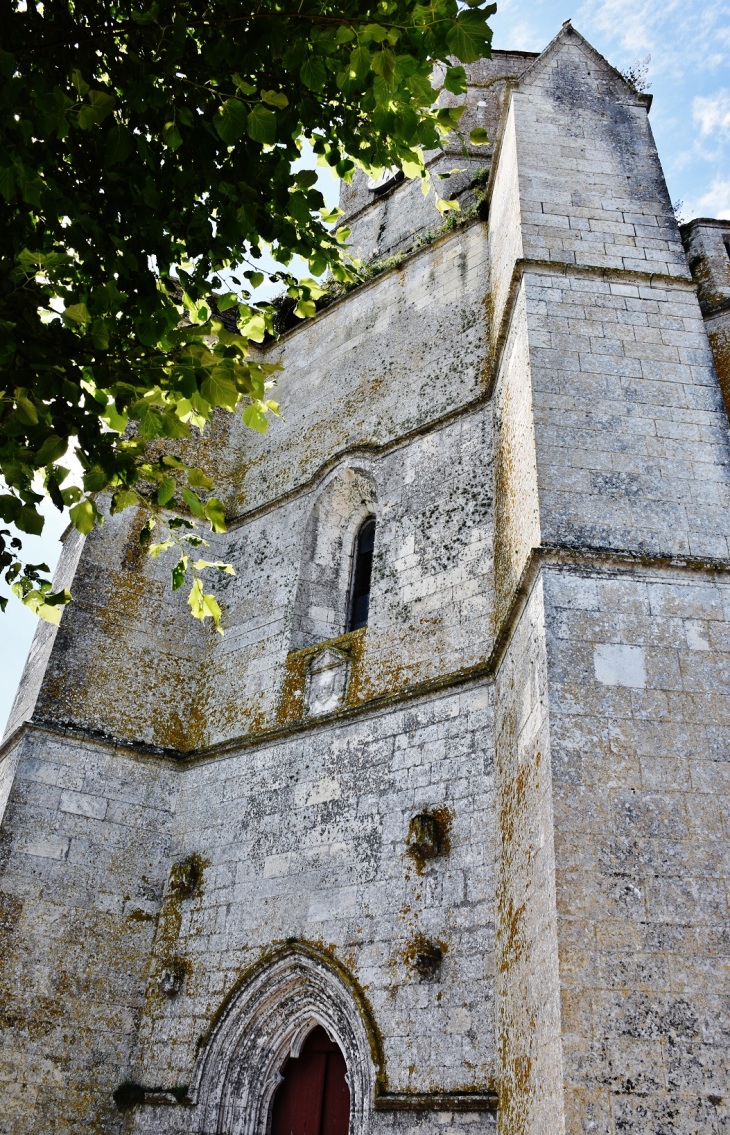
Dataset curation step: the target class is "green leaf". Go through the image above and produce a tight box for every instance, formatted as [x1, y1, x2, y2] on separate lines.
[0, 495, 20, 523]
[469, 127, 490, 145]
[91, 318, 110, 349]
[70, 68, 90, 96]
[260, 89, 289, 109]
[89, 90, 116, 122]
[192, 559, 235, 575]
[300, 57, 327, 92]
[446, 11, 493, 64]
[16, 505, 44, 536]
[181, 488, 206, 518]
[172, 558, 186, 590]
[217, 292, 238, 312]
[204, 498, 226, 532]
[163, 122, 183, 150]
[246, 104, 277, 145]
[77, 105, 97, 130]
[157, 478, 176, 505]
[0, 165, 15, 202]
[20, 587, 71, 625]
[187, 580, 223, 632]
[237, 312, 266, 341]
[187, 467, 215, 490]
[34, 435, 68, 467]
[110, 489, 139, 514]
[14, 392, 39, 425]
[233, 73, 257, 94]
[242, 400, 269, 434]
[101, 403, 128, 433]
[69, 499, 96, 535]
[63, 302, 92, 326]
[295, 299, 316, 318]
[348, 45, 371, 82]
[364, 23, 390, 43]
[444, 66, 468, 95]
[201, 369, 239, 411]
[215, 99, 248, 144]
[131, 401, 164, 439]
[148, 540, 174, 558]
[105, 125, 134, 166]
[370, 48, 397, 85]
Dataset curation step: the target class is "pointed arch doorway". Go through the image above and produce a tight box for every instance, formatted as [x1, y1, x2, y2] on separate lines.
[270, 1025, 350, 1135]
[191, 945, 378, 1135]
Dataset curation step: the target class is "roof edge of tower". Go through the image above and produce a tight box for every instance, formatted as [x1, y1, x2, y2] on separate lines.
[513, 20, 653, 109]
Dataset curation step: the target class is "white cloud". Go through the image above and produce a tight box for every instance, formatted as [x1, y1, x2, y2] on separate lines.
[506, 19, 546, 52]
[577, 0, 730, 78]
[694, 89, 730, 138]
[687, 175, 730, 219]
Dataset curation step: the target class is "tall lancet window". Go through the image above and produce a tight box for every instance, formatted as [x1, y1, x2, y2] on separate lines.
[348, 517, 375, 631]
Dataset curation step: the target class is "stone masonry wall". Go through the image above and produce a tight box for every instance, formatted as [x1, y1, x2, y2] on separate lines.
[0, 682, 499, 1134]
[487, 22, 730, 1135]
[683, 218, 730, 426]
[543, 562, 730, 1133]
[3, 20, 730, 1135]
[494, 576, 565, 1135]
[0, 729, 176, 1135]
[22, 220, 494, 754]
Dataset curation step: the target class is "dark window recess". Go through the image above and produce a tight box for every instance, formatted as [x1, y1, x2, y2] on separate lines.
[348, 518, 375, 631]
[270, 1025, 350, 1135]
[724, 238, 730, 261]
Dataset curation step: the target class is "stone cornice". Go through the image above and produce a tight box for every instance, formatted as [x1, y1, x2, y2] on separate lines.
[4, 545, 730, 771]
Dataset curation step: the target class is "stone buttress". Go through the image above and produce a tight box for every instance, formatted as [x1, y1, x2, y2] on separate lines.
[0, 24, 728, 1135]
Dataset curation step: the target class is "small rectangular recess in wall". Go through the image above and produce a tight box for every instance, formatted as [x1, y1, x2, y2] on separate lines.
[724, 237, 730, 261]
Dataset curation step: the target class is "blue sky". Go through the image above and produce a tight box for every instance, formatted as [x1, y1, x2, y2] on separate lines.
[2, 0, 729, 734]
[492, 0, 730, 219]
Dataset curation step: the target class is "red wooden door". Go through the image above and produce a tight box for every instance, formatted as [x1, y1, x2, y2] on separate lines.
[270, 1025, 350, 1135]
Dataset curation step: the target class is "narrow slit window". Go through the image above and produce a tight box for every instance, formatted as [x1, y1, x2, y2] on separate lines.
[724, 238, 730, 261]
[348, 517, 375, 631]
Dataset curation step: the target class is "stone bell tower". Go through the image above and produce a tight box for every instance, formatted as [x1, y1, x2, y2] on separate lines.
[1, 23, 728, 1135]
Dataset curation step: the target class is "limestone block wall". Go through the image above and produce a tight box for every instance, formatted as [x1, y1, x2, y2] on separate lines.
[525, 268, 730, 560]
[488, 21, 730, 1135]
[4, 527, 85, 739]
[683, 218, 730, 425]
[0, 729, 177, 1135]
[18, 220, 495, 754]
[512, 31, 685, 280]
[494, 576, 564, 1135]
[28, 509, 214, 751]
[0, 683, 499, 1134]
[492, 283, 541, 628]
[127, 686, 496, 1121]
[340, 52, 537, 265]
[232, 222, 490, 513]
[543, 562, 730, 1132]
[683, 218, 730, 311]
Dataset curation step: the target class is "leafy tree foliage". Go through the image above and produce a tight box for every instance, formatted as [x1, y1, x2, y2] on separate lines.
[1, 0, 494, 627]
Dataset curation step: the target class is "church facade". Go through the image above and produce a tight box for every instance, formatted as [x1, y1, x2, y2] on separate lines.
[1, 24, 729, 1135]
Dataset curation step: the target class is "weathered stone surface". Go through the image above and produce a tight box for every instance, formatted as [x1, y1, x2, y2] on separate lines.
[1, 21, 729, 1135]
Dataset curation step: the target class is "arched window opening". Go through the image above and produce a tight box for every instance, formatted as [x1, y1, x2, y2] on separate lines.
[271, 1025, 350, 1135]
[348, 518, 375, 632]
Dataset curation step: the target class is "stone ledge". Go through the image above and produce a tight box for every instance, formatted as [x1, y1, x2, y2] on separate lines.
[374, 1088, 498, 1111]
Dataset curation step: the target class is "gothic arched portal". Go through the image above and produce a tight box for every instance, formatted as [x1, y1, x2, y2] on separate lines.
[190, 945, 380, 1135]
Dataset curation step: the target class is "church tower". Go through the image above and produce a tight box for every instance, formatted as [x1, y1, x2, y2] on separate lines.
[1, 25, 728, 1134]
